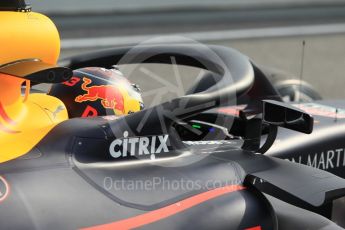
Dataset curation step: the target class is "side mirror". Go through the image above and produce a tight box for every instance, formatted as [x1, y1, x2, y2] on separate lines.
[262, 100, 313, 134]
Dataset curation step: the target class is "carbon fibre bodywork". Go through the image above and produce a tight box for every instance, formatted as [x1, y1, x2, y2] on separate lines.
[0, 117, 275, 229]
[0, 114, 342, 230]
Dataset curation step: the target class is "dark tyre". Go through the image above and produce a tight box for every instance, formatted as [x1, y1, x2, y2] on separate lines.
[274, 79, 322, 103]
[260, 66, 322, 103]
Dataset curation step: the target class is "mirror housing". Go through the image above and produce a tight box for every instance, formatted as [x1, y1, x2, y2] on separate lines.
[262, 100, 313, 134]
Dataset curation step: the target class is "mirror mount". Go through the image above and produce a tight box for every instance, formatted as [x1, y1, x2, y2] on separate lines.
[262, 100, 313, 134]
[241, 100, 313, 154]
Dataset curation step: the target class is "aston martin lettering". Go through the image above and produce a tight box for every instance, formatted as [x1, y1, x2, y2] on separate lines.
[287, 148, 345, 170]
[109, 131, 169, 159]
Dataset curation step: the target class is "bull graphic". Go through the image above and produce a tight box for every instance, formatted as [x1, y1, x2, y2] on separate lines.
[75, 77, 125, 112]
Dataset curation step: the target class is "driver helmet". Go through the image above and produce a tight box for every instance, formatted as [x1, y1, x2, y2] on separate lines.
[49, 67, 144, 118]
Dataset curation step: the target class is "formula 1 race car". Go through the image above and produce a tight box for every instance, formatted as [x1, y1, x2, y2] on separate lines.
[1, 1, 345, 230]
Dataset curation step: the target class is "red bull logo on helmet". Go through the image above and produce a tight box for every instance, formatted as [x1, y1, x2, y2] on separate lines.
[75, 77, 125, 113]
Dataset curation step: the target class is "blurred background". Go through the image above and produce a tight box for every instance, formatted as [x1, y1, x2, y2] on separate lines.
[27, 0, 345, 99]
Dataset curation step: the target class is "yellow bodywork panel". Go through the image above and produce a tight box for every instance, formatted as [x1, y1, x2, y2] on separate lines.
[0, 10, 64, 163]
[0, 11, 60, 65]
[0, 93, 68, 163]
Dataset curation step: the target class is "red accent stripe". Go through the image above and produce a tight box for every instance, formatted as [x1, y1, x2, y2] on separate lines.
[245, 226, 262, 230]
[0, 101, 20, 133]
[0, 123, 20, 134]
[0, 101, 16, 125]
[82, 185, 245, 230]
[218, 105, 246, 117]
